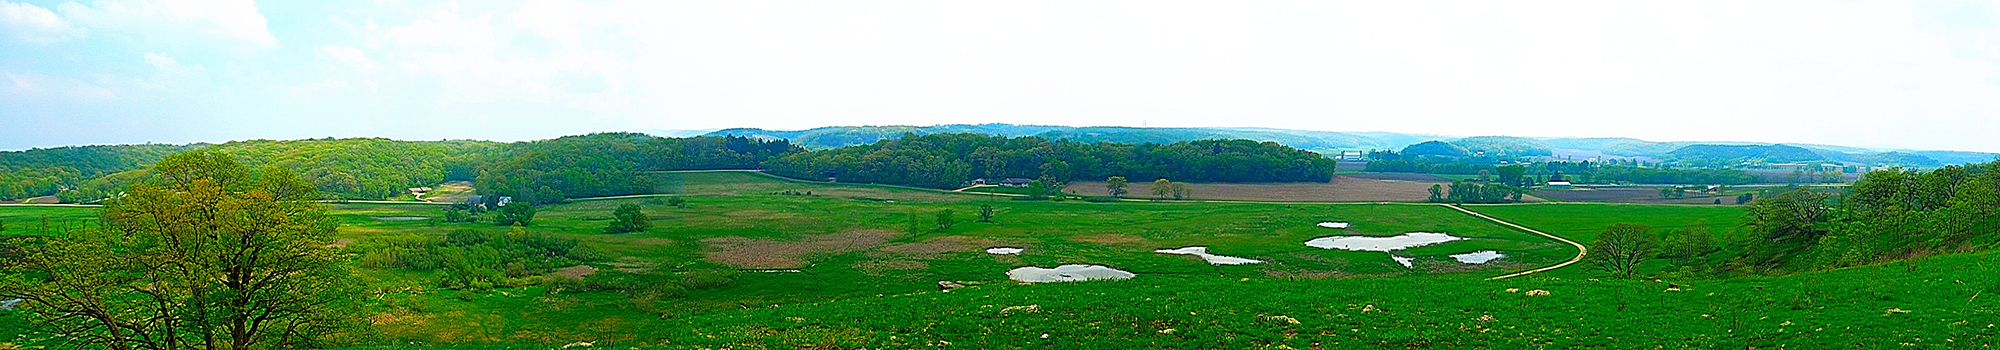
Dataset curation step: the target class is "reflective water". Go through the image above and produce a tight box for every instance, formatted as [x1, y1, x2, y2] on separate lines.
[1450, 250, 1505, 264]
[986, 247, 1025, 255]
[1317, 222, 1351, 229]
[1154, 246, 1264, 265]
[1391, 256, 1414, 268]
[1303, 232, 1464, 251]
[1007, 265, 1137, 283]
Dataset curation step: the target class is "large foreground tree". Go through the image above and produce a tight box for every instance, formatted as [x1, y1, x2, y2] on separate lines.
[0, 150, 362, 350]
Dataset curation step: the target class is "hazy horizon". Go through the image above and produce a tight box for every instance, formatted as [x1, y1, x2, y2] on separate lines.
[8, 1, 2000, 152]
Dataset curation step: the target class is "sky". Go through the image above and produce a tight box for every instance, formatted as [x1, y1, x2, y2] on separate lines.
[5, 1, 2000, 152]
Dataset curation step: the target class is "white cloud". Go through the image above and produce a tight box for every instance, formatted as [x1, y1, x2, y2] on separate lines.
[0, 0, 85, 43]
[58, 0, 277, 46]
[320, 45, 381, 74]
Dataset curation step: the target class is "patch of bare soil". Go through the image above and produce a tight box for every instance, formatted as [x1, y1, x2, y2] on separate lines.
[701, 230, 898, 268]
[874, 236, 1011, 259]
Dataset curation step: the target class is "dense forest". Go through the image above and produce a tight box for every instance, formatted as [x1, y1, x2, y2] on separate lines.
[474, 133, 801, 203]
[0, 144, 194, 201]
[763, 133, 1338, 189]
[1732, 161, 2000, 272]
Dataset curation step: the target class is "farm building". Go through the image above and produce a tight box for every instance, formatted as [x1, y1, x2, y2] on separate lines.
[999, 178, 1034, 187]
[1546, 181, 1573, 189]
[1338, 151, 1365, 161]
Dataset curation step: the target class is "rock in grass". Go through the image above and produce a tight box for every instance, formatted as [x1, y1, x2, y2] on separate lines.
[1525, 290, 1551, 296]
[938, 281, 965, 290]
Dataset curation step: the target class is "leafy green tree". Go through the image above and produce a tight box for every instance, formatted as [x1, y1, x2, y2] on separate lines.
[1106, 176, 1129, 198]
[978, 205, 995, 223]
[1495, 165, 1527, 186]
[604, 203, 652, 234]
[1170, 182, 1190, 200]
[1151, 178, 1172, 200]
[1740, 188, 1831, 266]
[935, 209, 957, 231]
[1588, 223, 1657, 278]
[1659, 220, 1716, 262]
[1026, 179, 1050, 199]
[494, 202, 538, 227]
[0, 150, 362, 350]
[668, 196, 688, 208]
[1428, 184, 1444, 203]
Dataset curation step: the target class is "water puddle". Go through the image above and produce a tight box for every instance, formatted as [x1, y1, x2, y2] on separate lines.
[986, 247, 1025, 255]
[1450, 250, 1505, 264]
[1391, 256, 1414, 268]
[1154, 247, 1264, 265]
[1007, 265, 1136, 283]
[1316, 222, 1351, 229]
[1303, 232, 1464, 251]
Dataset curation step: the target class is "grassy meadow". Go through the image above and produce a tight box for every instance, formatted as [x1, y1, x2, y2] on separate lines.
[5, 171, 1992, 348]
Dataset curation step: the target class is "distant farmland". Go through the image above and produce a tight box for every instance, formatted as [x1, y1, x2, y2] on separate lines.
[1068, 175, 1510, 202]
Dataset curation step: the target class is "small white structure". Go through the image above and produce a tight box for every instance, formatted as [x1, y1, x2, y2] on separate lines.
[1317, 222, 1351, 229]
[1546, 181, 1573, 189]
[1338, 151, 1366, 161]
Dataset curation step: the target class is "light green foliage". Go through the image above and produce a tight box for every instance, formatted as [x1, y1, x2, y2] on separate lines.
[977, 205, 994, 223]
[1105, 176, 1129, 198]
[0, 150, 362, 349]
[1151, 178, 1172, 199]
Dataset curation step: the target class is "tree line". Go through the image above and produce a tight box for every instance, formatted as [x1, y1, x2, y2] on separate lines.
[1586, 161, 2000, 278]
[763, 133, 1338, 189]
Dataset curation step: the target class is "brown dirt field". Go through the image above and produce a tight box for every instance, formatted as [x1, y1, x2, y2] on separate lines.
[423, 181, 475, 203]
[1070, 176, 1532, 202]
[1340, 173, 1453, 182]
[701, 230, 898, 268]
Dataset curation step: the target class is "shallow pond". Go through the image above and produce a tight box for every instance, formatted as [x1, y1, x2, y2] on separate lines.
[1450, 250, 1505, 264]
[1007, 265, 1136, 283]
[1317, 222, 1351, 229]
[1303, 232, 1464, 251]
[986, 247, 1025, 255]
[1154, 247, 1263, 265]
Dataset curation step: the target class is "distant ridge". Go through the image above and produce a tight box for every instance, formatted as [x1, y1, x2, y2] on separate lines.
[705, 123, 1994, 166]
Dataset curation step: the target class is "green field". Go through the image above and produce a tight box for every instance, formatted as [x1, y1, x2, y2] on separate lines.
[4, 171, 1995, 348]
